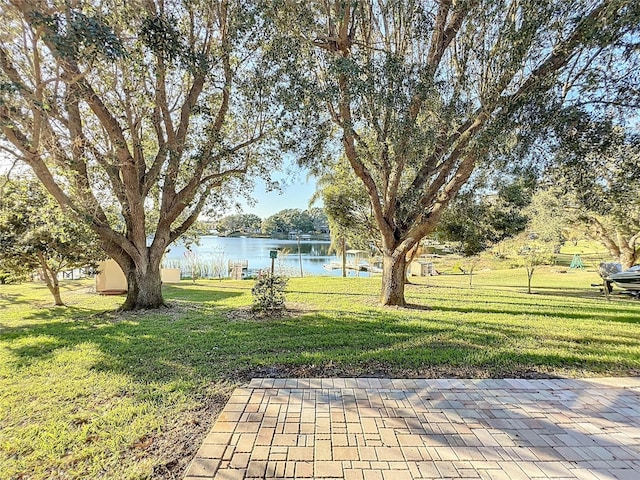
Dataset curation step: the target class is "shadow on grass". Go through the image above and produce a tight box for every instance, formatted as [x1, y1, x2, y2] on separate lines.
[404, 284, 640, 324]
[286, 289, 376, 297]
[5, 305, 102, 323]
[163, 285, 245, 303]
[425, 282, 602, 298]
[0, 292, 31, 305]
[4, 278, 640, 380]
[430, 303, 640, 324]
[4, 283, 640, 479]
[460, 282, 628, 303]
[0, 308, 441, 376]
[4, 297, 640, 383]
[403, 303, 433, 311]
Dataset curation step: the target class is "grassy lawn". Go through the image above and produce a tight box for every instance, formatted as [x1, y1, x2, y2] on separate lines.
[1, 266, 640, 479]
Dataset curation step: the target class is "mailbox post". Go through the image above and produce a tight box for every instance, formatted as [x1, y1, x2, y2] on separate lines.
[269, 250, 277, 276]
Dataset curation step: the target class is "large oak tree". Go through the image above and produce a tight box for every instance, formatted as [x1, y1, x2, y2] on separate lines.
[276, 0, 640, 305]
[0, 0, 295, 309]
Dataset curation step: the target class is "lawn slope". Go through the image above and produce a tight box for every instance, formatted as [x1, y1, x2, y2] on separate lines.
[1, 268, 639, 479]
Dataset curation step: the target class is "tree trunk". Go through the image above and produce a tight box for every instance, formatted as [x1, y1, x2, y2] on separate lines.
[620, 256, 635, 271]
[42, 272, 63, 305]
[114, 252, 165, 310]
[381, 253, 407, 306]
[43, 273, 64, 306]
[122, 264, 164, 310]
[37, 252, 64, 306]
[591, 223, 638, 271]
[341, 237, 347, 278]
[51, 278, 63, 306]
[297, 234, 303, 278]
[619, 247, 637, 271]
[527, 267, 534, 294]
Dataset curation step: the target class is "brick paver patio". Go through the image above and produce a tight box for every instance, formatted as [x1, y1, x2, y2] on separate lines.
[184, 378, 640, 479]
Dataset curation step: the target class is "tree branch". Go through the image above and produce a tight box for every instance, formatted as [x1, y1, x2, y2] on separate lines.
[168, 188, 211, 244]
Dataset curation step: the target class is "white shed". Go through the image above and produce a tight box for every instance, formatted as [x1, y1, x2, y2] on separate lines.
[96, 259, 181, 294]
[410, 261, 434, 277]
[95, 259, 127, 293]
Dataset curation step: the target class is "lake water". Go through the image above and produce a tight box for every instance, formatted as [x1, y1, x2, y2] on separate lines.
[163, 236, 372, 278]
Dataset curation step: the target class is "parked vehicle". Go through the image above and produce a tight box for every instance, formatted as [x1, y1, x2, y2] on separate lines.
[607, 265, 640, 292]
[598, 262, 640, 297]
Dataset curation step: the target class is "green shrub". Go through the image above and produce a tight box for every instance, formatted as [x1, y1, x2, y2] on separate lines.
[0, 268, 29, 284]
[251, 273, 288, 314]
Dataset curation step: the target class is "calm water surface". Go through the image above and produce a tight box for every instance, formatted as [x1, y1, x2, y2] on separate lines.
[164, 236, 371, 277]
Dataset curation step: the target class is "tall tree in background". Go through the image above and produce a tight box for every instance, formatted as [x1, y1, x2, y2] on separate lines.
[313, 158, 377, 276]
[0, 179, 103, 305]
[552, 122, 640, 269]
[216, 214, 263, 234]
[314, 159, 376, 247]
[438, 177, 533, 256]
[306, 207, 329, 233]
[261, 208, 315, 234]
[0, 1, 295, 309]
[274, 0, 640, 305]
[523, 186, 581, 253]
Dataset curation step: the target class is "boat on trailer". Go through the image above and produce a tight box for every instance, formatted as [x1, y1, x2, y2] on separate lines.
[322, 261, 382, 273]
[607, 265, 640, 292]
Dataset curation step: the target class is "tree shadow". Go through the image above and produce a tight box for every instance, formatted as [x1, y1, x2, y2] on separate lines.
[4, 282, 640, 479]
[404, 284, 640, 325]
[162, 285, 245, 303]
[0, 292, 31, 305]
[380, 378, 640, 478]
[0, 305, 101, 326]
[430, 303, 640, 324]
[4, 300, 639, 382]
[286, 289, 376, 297]
[392, 303, 433, 311]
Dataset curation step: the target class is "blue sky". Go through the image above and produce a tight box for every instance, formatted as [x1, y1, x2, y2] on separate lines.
[235, 175, 319, 219]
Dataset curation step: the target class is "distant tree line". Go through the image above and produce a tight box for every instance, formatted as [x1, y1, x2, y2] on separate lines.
[214, 208, 329, 236]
